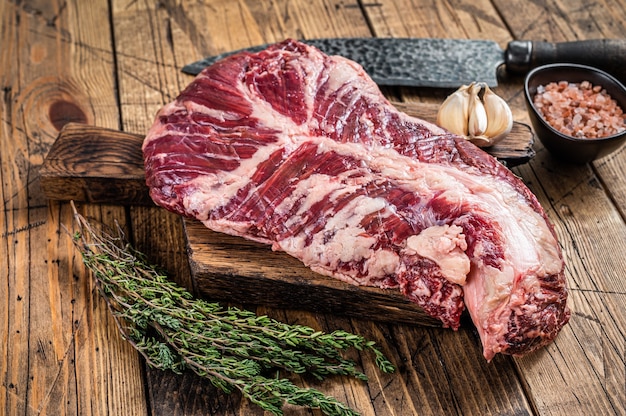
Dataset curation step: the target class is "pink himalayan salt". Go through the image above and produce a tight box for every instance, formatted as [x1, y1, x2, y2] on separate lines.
[533, 80, 626, 139]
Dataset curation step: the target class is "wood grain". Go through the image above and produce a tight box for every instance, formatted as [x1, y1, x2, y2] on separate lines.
[0, 1, 148, 415]
[491, 1, 626, 414]
[5, 0, 626, 415]
[40, 125, 149, 205]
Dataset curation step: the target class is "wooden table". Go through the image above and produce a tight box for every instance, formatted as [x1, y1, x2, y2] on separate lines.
[2, 1, 625, 415]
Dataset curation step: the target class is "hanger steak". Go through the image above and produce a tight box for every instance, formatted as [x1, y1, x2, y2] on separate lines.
[143, 39, 570, 360]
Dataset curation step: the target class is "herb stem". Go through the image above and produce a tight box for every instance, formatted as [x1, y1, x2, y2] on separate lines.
[67, 203, 394, 416]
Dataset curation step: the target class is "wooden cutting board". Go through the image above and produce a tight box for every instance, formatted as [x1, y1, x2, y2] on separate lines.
[40, 102, 535, 327]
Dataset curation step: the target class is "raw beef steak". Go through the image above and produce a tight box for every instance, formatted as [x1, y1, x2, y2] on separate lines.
[143, 39, 570, 360]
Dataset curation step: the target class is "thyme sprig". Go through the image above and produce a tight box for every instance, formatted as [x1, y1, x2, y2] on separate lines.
[68, 206, 394, 416]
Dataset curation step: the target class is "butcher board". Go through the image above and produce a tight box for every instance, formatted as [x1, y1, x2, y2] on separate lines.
[40, 102, 535, 327]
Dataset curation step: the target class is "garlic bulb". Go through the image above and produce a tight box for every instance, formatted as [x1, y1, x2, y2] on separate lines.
[436, 82, 513, 147]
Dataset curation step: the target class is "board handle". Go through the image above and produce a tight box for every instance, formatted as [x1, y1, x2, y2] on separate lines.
[39, 123, 153, 205]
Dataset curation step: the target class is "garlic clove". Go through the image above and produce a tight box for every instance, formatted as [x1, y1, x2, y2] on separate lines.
[436, 84, 470, 136]
[467, 82, 488, 138]
[482, 85, 513, 145]
[468, 135, 494, 147]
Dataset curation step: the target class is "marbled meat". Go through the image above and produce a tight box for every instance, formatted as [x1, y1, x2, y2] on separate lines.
[143, 39, 570, 360]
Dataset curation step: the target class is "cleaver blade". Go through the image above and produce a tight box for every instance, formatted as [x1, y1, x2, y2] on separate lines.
[182, 38, 626, 88]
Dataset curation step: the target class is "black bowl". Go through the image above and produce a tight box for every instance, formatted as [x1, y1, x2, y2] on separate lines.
[524, 63, 626, 164]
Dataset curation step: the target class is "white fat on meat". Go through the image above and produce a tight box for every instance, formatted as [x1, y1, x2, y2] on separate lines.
[277, 194, 399, 286]
[451, 170, 562, 359]
[404, 225, 470, 285]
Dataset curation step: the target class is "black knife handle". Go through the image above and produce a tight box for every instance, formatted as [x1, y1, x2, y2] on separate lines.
[506, 39, 626, 83]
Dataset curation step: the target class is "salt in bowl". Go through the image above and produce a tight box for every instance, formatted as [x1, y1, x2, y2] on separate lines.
[524, 63, 626, 164]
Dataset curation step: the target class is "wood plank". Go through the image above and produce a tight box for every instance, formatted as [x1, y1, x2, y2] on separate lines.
[0, 1, 148, 415]
[365, 0, 512, 44]
[491, 1, 626, 415]
[511, 158, 626, 416]
[9, 1, 626, 416]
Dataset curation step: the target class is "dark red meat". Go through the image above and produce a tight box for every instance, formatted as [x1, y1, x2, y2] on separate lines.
[143, 39, 570, 360]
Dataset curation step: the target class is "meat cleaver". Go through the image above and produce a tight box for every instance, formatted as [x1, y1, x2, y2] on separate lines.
[182, 38, 626, 88]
